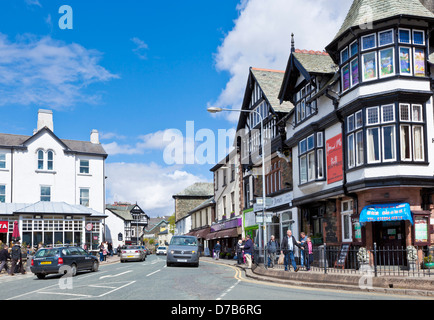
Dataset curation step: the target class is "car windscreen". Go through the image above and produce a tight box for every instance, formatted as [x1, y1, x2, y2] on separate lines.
[158, 247, 166, 249]
[170, 237, 197, 246]
[35, 249, 59, 258]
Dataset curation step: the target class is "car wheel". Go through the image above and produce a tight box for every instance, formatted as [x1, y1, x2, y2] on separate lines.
[71, 264, 77, 277]
[36, 273, 46, 279]
[91, 261, 99, 272]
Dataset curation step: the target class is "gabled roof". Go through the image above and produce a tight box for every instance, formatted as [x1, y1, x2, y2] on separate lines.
[333, 0, 434, 42]
[0, 127, 107, 157]
[250, 68, 294, 113]
[279, 50, 337, 103]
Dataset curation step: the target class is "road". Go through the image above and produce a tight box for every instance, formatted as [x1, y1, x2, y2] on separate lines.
[0, 254, 429, 303]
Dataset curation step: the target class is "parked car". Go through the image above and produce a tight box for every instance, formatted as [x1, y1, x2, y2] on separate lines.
[166, 236, 199, 267]
[156, 246, 167, 255]
[120, 245, 146, 262]
[31, 246, 99, 279]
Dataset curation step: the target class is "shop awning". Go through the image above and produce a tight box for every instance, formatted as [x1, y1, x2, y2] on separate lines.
[196, 228, 211, 239]
[216, 228, 239, 239]
[359, 203, 414, 225]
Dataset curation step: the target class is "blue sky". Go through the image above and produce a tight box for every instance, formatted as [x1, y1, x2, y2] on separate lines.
[0, 0, 352, 216]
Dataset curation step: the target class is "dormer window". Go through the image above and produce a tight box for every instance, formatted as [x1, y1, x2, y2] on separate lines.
[295, 83, 317, 124]
[37, 149, 54, 171]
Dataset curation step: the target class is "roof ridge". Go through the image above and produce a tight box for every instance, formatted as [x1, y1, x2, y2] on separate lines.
[251, 67, 285, 73]
[294, 49, 329, 56]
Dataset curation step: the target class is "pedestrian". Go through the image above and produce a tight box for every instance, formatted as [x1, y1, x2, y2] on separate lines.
[9, 241, 26, 275]
[299, 232, 307, 269]
[267, 235, 278, 268]
[213, 241, 221, 260]
[236, 239, 243, 265]
[99, 242, 104, 262]
[0, 244, 10, 274]
[108, 242, 113, 256]
[103, 242, 108, 261]
[305, 237, 314, 271]
[243, 235, 254, 268]
[280, 230, 303, 272]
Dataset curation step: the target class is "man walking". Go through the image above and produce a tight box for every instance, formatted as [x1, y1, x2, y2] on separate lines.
[9, 241, 26, 275]
[280, 230, 303, 272]
[0, 244, 10, 274]
[213, 241, 221, 260]
[267, 235, 278, 268]
[299, 232, 307, 269]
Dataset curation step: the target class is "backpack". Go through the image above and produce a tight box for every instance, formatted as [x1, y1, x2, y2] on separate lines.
[11, 246, 21, 260]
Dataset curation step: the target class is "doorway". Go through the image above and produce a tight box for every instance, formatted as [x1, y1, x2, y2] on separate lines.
[373, 221, 406, 265]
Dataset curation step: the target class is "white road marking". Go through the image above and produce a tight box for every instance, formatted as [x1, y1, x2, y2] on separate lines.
[216, 279, 241, 300]
[99, 270, 132, 280]
[146, 269, 161, 277]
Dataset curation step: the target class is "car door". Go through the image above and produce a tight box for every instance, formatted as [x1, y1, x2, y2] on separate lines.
[77, 247, 93, 269]
[68, 247, 85, 270]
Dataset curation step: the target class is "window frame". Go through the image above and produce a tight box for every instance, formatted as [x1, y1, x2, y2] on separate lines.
[79, 160, 90, 174]
[40, 185, 51, 202]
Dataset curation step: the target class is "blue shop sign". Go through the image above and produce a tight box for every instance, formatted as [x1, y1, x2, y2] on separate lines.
[359, 203, 414, 225]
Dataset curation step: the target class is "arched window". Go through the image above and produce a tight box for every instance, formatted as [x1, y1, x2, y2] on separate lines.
[37, 150, 44, 170]
[47, 150, 54, 170]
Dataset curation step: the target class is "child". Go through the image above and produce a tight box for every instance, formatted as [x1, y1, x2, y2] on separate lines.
[306, 237, 313, 271]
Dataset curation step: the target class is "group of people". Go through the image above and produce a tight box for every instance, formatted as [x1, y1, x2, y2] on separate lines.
[98, 241, 114, 262]
[267, 230, 314, 271]
[213, 235, 255, 268]
[0, 241, 28, 276]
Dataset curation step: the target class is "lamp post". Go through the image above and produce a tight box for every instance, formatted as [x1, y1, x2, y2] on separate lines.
[207, 107, 268, 259]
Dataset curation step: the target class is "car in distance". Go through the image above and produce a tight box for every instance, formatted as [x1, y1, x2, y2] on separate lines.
[156, 246, 167, 255]
[31, 246, 99, 279]
[166, 236, 199, 267]
[120, 245, 146, 262]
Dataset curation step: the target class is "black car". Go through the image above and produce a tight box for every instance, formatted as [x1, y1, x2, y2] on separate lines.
[31, 246, 99, 279]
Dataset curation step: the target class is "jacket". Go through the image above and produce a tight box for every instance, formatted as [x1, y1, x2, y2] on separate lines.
[11, 245, 22, 260]
[280, 235, 302, 253]
[243, 239, 253, 254]
[0, 249, 10, 261]
[267, 240, 278, 253]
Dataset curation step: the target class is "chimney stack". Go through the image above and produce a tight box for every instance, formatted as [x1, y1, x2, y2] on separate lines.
[37, 109, 54, 132]
[90, 129, 100, 144]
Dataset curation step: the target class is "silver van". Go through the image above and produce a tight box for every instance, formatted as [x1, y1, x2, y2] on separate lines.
[166, 235, 199, 267]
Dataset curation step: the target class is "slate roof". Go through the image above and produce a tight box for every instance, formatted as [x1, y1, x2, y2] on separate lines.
[173, 182, 214, 197]
[334, 0, 434, 41]
[0, 202, 106, 217]
[0, 128, 107, 157]
[292, 50, 337, 75]
[250, 68, 294, 113]
[106, 204, 136, 221]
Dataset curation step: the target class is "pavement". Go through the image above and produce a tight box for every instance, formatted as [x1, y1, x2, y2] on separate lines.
[2, 254, 433, 297]
[200, 256, 434, 298]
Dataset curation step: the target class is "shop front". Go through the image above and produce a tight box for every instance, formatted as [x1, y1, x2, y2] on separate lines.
[206, 217, 242, 259]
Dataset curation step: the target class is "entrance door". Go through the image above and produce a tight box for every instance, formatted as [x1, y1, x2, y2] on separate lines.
[373, 221, 406, 265]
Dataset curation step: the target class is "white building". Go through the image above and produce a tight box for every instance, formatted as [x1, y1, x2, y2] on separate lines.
[0, 109, 107, 251]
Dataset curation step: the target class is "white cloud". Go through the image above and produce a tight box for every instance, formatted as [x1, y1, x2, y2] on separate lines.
[106, 162, 208, 217]
[210, 0, 353, 122]
[0, 34, 118, 108]
[131, 37, 149, 60]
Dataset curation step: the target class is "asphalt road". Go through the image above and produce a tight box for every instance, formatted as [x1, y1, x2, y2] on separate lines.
[0, 254, 429, 302]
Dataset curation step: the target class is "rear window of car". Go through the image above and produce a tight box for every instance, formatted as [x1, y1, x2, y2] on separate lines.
[170, 237, 197, 246]
[125, 246, 139, 249]
[35, 249, 59, 258]
[158, 247, 166, 250]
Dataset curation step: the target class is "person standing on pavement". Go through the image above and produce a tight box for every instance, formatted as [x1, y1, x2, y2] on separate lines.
[242, 235, 254, 268]
[299, 232, 307, 269]
[280, 230, 303, 272]
[267, 235, 278, 268]
[236, 239, 243, 265]
[304, 237, 314, 271]
[0, 244, 10, 274]
[9, 241, 26, 275]
[213, 241, 221, 260]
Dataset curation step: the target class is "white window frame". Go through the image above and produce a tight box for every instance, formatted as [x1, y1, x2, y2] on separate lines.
[412, 104, 423, 122]
[381, 104, 395, 123]
[412, 29, 425, 46]
[379, 47, 395, 79]
[413, 125, 425, 162]
[341, 200, 353, 242]
[378, 28, 394, 47]
[399, 103, 411, 121]
[0, 154, 5, 169]
[40, 185, 51, 202]
[381, 125, 396, 162]
[0, 184, 5, 203]
[398, 47, 413, 76]
[361, 33, 377, 51]
[362, 51, 378, 82]
[366, 106, 380, 125]
[400, 124, 412, 161]
[398, 28, 411, 44]
[367, 127, 381, 164]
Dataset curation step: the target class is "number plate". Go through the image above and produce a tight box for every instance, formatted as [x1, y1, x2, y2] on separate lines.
[40, 261, 52, 265]
[177, 259, 187, 262]
[127, 256, 134, 258]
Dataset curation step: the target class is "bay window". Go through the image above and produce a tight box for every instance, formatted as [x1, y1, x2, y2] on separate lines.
[346, 103, 426, 168]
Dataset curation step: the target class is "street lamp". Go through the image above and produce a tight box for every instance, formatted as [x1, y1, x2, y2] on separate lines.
[207, 106, 268, 258]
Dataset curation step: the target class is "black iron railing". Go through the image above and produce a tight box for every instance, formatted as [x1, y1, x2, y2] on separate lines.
[253, 244, 433, 277]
